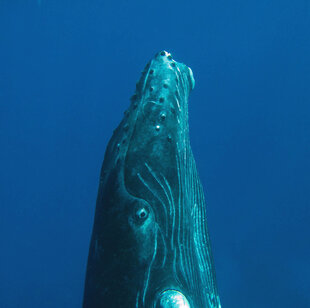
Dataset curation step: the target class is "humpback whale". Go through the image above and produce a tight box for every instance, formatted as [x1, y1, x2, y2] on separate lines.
[83, 51, 221, 308]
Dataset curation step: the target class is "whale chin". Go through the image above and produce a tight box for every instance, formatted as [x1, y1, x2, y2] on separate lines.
[154, 289, 191, 308]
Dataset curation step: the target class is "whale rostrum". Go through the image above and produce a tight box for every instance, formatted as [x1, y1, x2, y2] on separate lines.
[83, 51, 221, 308]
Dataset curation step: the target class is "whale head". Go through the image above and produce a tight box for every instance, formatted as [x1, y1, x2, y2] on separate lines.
[83, 51, 220, 308]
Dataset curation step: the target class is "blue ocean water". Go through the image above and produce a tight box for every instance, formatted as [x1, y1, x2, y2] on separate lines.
[1, 1, 309, 307]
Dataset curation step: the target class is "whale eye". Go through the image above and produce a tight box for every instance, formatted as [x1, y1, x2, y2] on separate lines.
[135, 207, 148, 221]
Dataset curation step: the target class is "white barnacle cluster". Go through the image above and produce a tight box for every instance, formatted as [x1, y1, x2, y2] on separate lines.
[157, 289, 191, 308]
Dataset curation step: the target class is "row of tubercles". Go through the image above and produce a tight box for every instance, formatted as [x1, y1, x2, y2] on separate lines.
[116, 52, 177, 154]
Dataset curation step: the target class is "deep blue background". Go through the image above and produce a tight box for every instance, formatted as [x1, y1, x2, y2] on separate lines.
[1, 0, 309, 307]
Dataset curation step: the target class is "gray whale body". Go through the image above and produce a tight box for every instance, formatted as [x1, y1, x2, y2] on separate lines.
[83, 51, 221, 308]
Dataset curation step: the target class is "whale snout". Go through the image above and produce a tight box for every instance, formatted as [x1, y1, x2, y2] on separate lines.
[153, 50, 195, 91]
